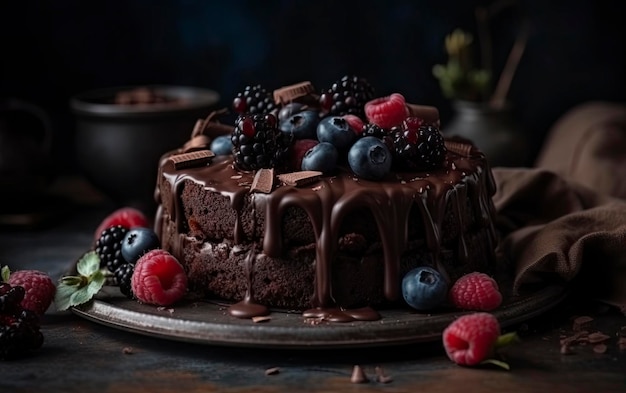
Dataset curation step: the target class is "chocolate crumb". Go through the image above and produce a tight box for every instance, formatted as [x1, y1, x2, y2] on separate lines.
[572, 316, 594, 332]
[560, 344, 574, 355]
[374, 366, 392, 384]
[265, 367, 280, 376]
[251, 168, 275, 193]
[252, 316, 272, 323]
[618, 337, 626, 351]
[122, 347, 134, 354]
[350, 365, 369, 384]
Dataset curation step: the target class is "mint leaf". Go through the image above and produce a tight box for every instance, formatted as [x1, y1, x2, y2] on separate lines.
[480, 358, 510, 370]
[76, 251, 101, 277]
[1, 265, 10, 282]
[55, 252, 106, 311]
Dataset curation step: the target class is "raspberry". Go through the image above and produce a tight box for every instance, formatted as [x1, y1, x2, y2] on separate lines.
[449, 272, 502, 311]
[343, 114, 364, 136]
[7, 270, 56, 316]
[95, 225, 129, 273]
[442, 312, 500, 366]
[131, 249, 188, 306]
[94, 207, 149, 242]
[364, 93, 408, 129]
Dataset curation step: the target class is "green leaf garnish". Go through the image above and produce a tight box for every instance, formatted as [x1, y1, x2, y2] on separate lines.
[495, 332, 521, 349]
[480, 358, 510, 371]
[1, 265, 10, 282]
[55, 251, 106, 311]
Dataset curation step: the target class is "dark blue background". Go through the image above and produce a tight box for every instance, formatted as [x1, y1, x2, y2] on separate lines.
[2, 0, 625, 173]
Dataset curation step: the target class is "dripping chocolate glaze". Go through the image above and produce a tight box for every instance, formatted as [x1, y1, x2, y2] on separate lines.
[156, 141, 497, 318]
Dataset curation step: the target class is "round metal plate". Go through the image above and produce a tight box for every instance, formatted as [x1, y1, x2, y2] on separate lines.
[71, 284, 567, 349]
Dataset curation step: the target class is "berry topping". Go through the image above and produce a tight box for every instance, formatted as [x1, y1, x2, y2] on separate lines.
[449, 272, 502, 311]
[287, 139, 319, 171]
[131, 249, 188, 306]
[232, 84, 276, 115]
[3, 267, 56, 316]
[442, 313, 501, 366]
[316, 116, 357, 149]
[277, 102, 306, 121]
[209, 134, 234, 156]
[343, 114, 365, 136]
[301, 142, 338, 174]
[0, 306, 44, 360]
[114, 263, 135, 299]
[401, 266, 448, 311]
[279, 110, 320, 140]
[364, 93, 408, 129]
[121, 227, 161, 264]
[347, 136, 392, 180]
[93, 207, 149, 242]
[361, 123, 389, 139]
[95, 225, 129, 273]
[391, 121, 447, 171]
[319, 75, 375, 119]
[231, 113, 291, 171]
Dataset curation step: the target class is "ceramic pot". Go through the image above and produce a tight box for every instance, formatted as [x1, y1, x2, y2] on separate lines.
[443, 100, 530, 167]
[0, 98, 53, 199]
[71, 85, 220, 215]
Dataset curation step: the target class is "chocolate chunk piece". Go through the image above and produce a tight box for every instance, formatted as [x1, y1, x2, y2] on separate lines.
[273, 81, 315, 105]
[168, 150, 215, 170]
[350, 365, 369, 384]
[445, 140, 477, 157]
[406, 103, 440, 125]
[277, 171, 322, 187]
[573, 316, 594, 332]
[251, 168, 275, 193]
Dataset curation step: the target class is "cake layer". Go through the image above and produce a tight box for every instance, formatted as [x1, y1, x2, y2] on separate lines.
[155, 139, 498, 311]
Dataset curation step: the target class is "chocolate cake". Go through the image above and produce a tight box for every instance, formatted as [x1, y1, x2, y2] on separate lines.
[154, 78, 499, 321]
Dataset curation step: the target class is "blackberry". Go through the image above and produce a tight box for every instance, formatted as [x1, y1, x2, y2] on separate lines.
[319, 75, 375, 119]
[361, 123, 387, 139]
[391, 124, 447, 171]
[232, 84, 276, 115]
[0, 284, 25, 315]
[95, 225, 129, 273]
[114, 263, 135, 299]
[231, 113, 291, 171]
[0, 285, 43, 360]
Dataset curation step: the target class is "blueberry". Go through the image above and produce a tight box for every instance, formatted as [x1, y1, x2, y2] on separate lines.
[279, 110, 320, 140]
[347, 136, 392, 180]
[401, 267, 448, 311]
[277, 102, 305, 122]
[121, 227, 161, 264]
[210, 135, 233, 156]
[316, 116, 357, 149]
[301, 142, 338, 173]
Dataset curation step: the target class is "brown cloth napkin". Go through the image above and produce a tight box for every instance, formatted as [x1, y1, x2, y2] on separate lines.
[493, 167, 626, 314]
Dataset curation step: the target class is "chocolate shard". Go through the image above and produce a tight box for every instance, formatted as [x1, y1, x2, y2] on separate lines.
[350, 365, 369, 384]
[182, 135, 211, 153]
[573, 316, 594, 332]
[273, 81, 315, 105]
[191, 108, 232, 139]
[277, 171, 322, 187]
[406, 103, 440, 125]
[251, 168, 275, 193]
[445, 140, 476, 157]
[168, 150, 215, 170]
[265, 367, 280, 376]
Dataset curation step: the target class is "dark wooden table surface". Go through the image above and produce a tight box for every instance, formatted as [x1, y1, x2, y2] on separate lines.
[1, 177, 625, 393]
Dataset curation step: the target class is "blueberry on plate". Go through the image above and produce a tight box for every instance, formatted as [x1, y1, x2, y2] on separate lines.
[401, 266, 448, 311]
[279, 110, 320, 140]
[210, 134, 233, 156]
[301, 142, 338, 174]
[121, 227, 161, 264]
[347, 136, 392, 180]
[316, 116, 357, 149]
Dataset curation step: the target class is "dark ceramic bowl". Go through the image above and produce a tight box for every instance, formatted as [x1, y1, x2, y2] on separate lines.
[71, 85, 220, 215]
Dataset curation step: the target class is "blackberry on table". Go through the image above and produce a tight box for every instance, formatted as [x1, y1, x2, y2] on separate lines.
[0, 284, 25, 315]
[319, 75, 375, 119]
[0, 284, 43, 360]
[114, 263, 135, 299]
[232, 84, 276, 115]
[95, 225, 129, 273]
[231, 113, 291, 171]
[391, 124, 447, 171]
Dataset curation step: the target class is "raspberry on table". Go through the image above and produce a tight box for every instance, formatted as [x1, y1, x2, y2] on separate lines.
[442, 312, 500, 366]
[449, 272, 502, 311]
[7, 270, 56, 316]
[364, 93, 408, 129]
[131, 249, 188, 306]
